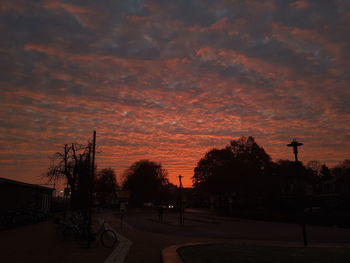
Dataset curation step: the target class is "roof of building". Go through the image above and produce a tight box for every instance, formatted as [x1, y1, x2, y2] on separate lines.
[0, 177, 54, 191]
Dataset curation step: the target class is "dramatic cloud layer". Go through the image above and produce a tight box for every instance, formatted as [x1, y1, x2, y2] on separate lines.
[1, 0, 349, 186]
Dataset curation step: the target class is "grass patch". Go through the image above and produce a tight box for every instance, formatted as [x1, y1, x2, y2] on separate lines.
[178, 244, 350, 263]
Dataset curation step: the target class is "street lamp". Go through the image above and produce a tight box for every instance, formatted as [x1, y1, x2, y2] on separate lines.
[286, 138, 308, 247]
[286, 138, 303, 162]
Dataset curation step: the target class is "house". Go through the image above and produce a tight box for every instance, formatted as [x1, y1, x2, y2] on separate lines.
[313, 174, 350, 209]
[0, 177, 53, 213]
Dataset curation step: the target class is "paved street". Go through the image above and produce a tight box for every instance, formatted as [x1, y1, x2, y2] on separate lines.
[104, 208, 350, 263]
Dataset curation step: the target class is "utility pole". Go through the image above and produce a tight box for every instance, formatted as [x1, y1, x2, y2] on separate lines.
[87, 131, 96, 248]
[91, 131, 96, 203]
[63, 144, 68, 220]
[287, 138, 308, 247]
[178, 175, 184, 225]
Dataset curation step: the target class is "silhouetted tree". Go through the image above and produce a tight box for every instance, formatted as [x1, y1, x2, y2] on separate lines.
[46, 143, 92, 209]
[163, 182, 178, 204]
[273, 159, 313, 197]
[193, 148, 235, 195]
[94, 168, 118, 206]
[320, 164, 332, 179]
[306, 160, 323, 177]
[123, 160, 169, 206]
[227, 136, 272, 195]
[193, 136, 272, 207]
[332, 159, 350, 177]
[331, 160, 350, 189]
[228, 136, 272, 170]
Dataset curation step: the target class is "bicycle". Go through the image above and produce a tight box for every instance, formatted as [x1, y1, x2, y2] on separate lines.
[54, 216, 80, 241]
[77, 218, 118, 248]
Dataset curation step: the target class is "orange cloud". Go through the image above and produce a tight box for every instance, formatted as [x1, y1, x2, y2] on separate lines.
[290, 0, 311, 9]
[43, 1, 93, 15]
[1, 0, 350, 188]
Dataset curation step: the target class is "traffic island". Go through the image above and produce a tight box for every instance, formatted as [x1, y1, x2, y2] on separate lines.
[162, 243, 204, 263]
[163, 242, 350, 263]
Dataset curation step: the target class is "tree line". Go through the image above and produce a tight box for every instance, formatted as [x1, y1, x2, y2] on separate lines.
[192, 136, 350, 210]
[46, 142, 173, 209]
[46, 136, 350, 210]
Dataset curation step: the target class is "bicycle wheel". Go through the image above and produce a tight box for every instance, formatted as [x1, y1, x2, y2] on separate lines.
[100, 229, 118, 248]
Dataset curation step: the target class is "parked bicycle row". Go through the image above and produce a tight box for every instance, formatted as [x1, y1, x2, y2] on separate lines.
[53, 211, 118, 248]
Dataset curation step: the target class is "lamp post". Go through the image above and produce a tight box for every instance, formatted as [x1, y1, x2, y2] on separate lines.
[287, 139, 308, 247]
[287, 139, 303, 162]
[178, 175, 184, 225]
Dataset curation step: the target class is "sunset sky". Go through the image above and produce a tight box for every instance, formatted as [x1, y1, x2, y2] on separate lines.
[1, 0, 349, 187]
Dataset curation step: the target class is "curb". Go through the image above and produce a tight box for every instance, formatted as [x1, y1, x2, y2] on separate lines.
[104, 223, 132, 263]
[162, 243, 207, 263]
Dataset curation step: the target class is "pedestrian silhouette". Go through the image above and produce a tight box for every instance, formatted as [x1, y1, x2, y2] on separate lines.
[158, 204, 164, 223]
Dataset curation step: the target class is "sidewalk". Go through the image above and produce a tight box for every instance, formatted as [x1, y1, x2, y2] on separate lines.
[0, 220, 113, 263]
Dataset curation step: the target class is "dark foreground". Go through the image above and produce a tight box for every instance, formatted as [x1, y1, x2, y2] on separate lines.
[1, 208, 350, 263]
[178, 244, 350, 263]
[0, 220, 112, 263]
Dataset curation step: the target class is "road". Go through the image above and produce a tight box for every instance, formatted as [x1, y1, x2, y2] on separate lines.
[103, 208, 350, 263]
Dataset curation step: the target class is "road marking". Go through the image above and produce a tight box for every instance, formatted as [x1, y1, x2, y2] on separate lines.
[104, 224, 132, 263]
